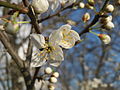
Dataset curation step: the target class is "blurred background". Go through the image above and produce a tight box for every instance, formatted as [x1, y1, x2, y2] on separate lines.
[0, 0, 120, 90]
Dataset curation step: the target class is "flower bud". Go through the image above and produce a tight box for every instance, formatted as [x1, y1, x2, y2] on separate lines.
[82, 13, 90, 22]
[48, 84, 55, 90]
[88, 0, 95, 6]
[45, 67, 52, 74]
[85, 3, 94, 9]
[31, 0, 49, 14]
[4, 23, 19, 35]
[98, 34, 111, 44]
[103, 21, 114, 29]
[50, 77, 57, 83]
[105, 4, 114, 13]
[79, 2, 85, 8]
[52, 72, 59, 78]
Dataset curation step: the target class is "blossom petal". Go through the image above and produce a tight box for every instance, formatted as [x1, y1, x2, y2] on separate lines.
[59, 24, 71, 35]
[69, 30, 80, 41]
[50, 0, 60, 11]
[49, 45, 64, 61]
[59, 36, 75, 49]
[49, 30, 63, 46]
[49, 61, 62, 67]
[31, 0, 49, 13]
[30, 34, 46, 49]
[31, 49, 48, 67]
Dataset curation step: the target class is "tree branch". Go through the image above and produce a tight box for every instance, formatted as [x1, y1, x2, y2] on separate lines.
[95, 45, 106, 78]
[0, 31, 34, 90]
[0, 1, 28, 13]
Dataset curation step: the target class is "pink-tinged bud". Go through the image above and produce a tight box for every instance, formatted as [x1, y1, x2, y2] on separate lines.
[98, 34, 111, 44]
[31, 0, 49, 14]
[82, 13, 90, 22]
[105, 4, 114, 13]
[79, 2, 85, 8]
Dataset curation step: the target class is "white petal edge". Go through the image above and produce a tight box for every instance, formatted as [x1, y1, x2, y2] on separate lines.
[49, 30, 63, 46]
[69, 30, 80, 41]
[49, 45, 64, 61]
[30, 34, 46, 49]
[59, 24, 72, 32]
[59, 36, 75, 49]
[31, 49, 47, 67]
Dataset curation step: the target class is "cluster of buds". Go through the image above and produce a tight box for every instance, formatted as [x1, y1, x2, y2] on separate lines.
[100, 15, 114, 30]
[100, 15, 115, 30]
[98, 34, 111, 44]
[100, 4, 114, 30]
[82, 13, 90, 23]
[44, 67, 59, 90]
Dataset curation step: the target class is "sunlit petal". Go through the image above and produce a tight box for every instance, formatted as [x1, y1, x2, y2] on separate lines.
[69, 30, 80, 41]
[49, 61, 62, 67]
[59, 24, 71, 35]
[31, 49, 48, 67]
[49, 30, 63, 46]
[49, 45, 64, 61]
[30, 34, 46, 49]
[59, 36, 75, 49]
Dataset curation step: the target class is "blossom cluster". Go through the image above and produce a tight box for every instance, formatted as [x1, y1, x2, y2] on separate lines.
[30, 24, 80, 67]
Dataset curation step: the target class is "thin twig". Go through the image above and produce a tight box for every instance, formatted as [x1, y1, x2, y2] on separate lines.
[0, 1, 28, 13]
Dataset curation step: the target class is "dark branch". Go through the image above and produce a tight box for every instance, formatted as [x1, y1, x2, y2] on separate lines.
[0, 1, 28, 13]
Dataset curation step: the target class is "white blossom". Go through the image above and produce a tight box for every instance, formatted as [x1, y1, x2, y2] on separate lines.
[31, 0, 49, 13]
[30, 24, 80, 67]
[57, 24, 80, 49]
[30, 32, 64, 67]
